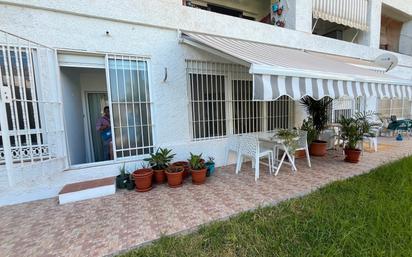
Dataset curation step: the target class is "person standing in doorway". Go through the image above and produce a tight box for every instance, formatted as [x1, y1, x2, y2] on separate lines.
[96, 106, 113, 160]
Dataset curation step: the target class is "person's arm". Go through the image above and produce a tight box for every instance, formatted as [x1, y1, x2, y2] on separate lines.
[96, 118, 107, 131]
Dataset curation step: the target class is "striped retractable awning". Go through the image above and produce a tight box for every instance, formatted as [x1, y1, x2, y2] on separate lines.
[313, 0, 369, 31]
[181, 32, 412, 101]
[253, 75, 412, 100]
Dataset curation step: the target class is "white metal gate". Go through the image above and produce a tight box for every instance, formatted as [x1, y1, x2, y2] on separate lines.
[105, 55, 154, 160]
[0, 30, 67, 186]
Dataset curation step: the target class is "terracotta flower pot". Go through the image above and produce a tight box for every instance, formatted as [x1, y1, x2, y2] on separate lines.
[153, 169, 166, 184]
[294, 149, 306, 159]
[165, 169, 184, 188]
[310, 140, 328, 156]
[344, 148, 361, 163]
[191, 168, 207, 185]
[172, 161, 190, 178]
[132, 168, 153, 192]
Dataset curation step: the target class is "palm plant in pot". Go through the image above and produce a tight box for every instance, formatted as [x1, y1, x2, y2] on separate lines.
[299, 96, 333, 156]
[188, 153, 207, 185]
[338, 112, 372, 163]
[144, 148, 175, 184]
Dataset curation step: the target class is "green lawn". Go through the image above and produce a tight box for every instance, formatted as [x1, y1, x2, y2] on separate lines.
[120, 157, 412, 257]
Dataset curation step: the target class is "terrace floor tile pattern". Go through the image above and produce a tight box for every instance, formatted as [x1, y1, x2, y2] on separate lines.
[0, 138, 411, 257]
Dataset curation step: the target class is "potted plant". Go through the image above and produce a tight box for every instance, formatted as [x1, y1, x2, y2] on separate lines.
[338, 112, 372, 163]
[205, 157, 215, 177]
[188, 153, 207, 185]
[132, 162, 153, 192]
[172, 161, 190, 179]
[299, 96, 333, 156]
[144, 148, 175, 184]
[165, 165, 184, 188]
[116, 163, 129, 189]
[276, 129, 299, 157]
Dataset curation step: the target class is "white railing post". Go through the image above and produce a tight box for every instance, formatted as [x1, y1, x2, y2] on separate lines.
[0, 98, 14, 186]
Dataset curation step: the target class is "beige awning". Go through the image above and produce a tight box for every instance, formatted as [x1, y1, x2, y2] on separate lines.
[313, 0, 369, 31]
[180, 31, 412, 101]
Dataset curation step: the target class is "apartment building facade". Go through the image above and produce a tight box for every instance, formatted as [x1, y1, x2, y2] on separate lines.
[0, 0, 412, 205]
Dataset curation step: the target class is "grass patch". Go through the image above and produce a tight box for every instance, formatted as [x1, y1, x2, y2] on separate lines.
[120, 157, 412, 257]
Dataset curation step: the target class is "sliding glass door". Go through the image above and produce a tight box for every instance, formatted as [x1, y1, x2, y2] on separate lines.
[106, 55, 154, 159]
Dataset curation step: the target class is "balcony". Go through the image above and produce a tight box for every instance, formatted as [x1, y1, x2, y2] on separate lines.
[380, 4, 412, 56]
[182, 0, 287, 28]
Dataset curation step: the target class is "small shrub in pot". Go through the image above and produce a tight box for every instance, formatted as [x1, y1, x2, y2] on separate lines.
[165, 165, 184, 188]
[132, 162, 153, 192]
[188, 153, 207, 185]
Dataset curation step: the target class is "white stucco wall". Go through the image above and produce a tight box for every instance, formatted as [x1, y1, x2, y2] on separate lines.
[1, 0, 412, 205]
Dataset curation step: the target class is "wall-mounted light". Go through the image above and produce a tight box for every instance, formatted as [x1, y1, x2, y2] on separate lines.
[163, 67, 168, 82]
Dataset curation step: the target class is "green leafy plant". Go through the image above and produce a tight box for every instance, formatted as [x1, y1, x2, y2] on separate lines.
[276, 129, 299, 155]
[206, 156, 215, 164]
[144, 148, 176, 170]
[299, 96, 333, 140]
[300, 118, 317, 145]
[338, 111, 373, 150]
[188, 153, 206, 170]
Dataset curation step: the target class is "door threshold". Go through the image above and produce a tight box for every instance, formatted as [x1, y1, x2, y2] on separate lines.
[68, 160, 116, 170]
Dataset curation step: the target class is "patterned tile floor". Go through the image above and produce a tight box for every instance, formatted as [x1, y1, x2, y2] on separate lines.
[1, 137, 411, 257]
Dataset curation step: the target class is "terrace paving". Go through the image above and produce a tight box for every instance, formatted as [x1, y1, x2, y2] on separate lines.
[0, 137, 411, 257]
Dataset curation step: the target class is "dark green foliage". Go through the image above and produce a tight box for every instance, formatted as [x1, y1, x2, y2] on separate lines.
[144, 148, 176, 170]
[300, 96, 333, 140]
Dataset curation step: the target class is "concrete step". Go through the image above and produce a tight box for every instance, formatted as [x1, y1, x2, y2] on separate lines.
[58, 177, 116, 204]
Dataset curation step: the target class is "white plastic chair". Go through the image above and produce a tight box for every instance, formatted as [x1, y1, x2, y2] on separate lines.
[236, 134, 274, 181]
[224, 135, 241, 165]
[292, 130, 311, 168]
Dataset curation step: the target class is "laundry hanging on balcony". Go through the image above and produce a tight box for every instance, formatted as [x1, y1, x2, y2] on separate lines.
[180, 31, 412, 101]
[313, 0, 369, 31]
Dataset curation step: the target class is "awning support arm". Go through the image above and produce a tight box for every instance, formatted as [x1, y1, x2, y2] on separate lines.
[351, 30, 359, 43]
[312, 18, 319, 33]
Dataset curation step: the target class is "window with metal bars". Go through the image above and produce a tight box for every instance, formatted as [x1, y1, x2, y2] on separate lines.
[187, 61, 294, 141]
[377, 98, 412, 119]
[0, 47, 47, 165]
[108, 56, 154, 158]
[231, 80, 263, 134]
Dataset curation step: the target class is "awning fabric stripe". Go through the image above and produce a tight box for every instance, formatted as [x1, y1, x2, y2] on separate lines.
[253, 75, 412, 100]
[181, 32, 412, 101]
[313, 0, 369, 31]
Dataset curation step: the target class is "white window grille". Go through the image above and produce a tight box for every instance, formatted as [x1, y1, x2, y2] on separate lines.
[187, 60, 294, 141]
[331, 96, 355, 122]
[0, 32, 64, 167]
[267, 96, 294, 130]
[232, 80, 264, 134]
[107, 55, 154, 158]
[377, 98, 412, 119]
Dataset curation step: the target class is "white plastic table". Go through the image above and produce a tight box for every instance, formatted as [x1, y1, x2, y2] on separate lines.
[257, 132, 298, 175]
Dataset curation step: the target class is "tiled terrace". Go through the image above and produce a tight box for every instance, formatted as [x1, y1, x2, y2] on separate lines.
[1, 137, 412, 257]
